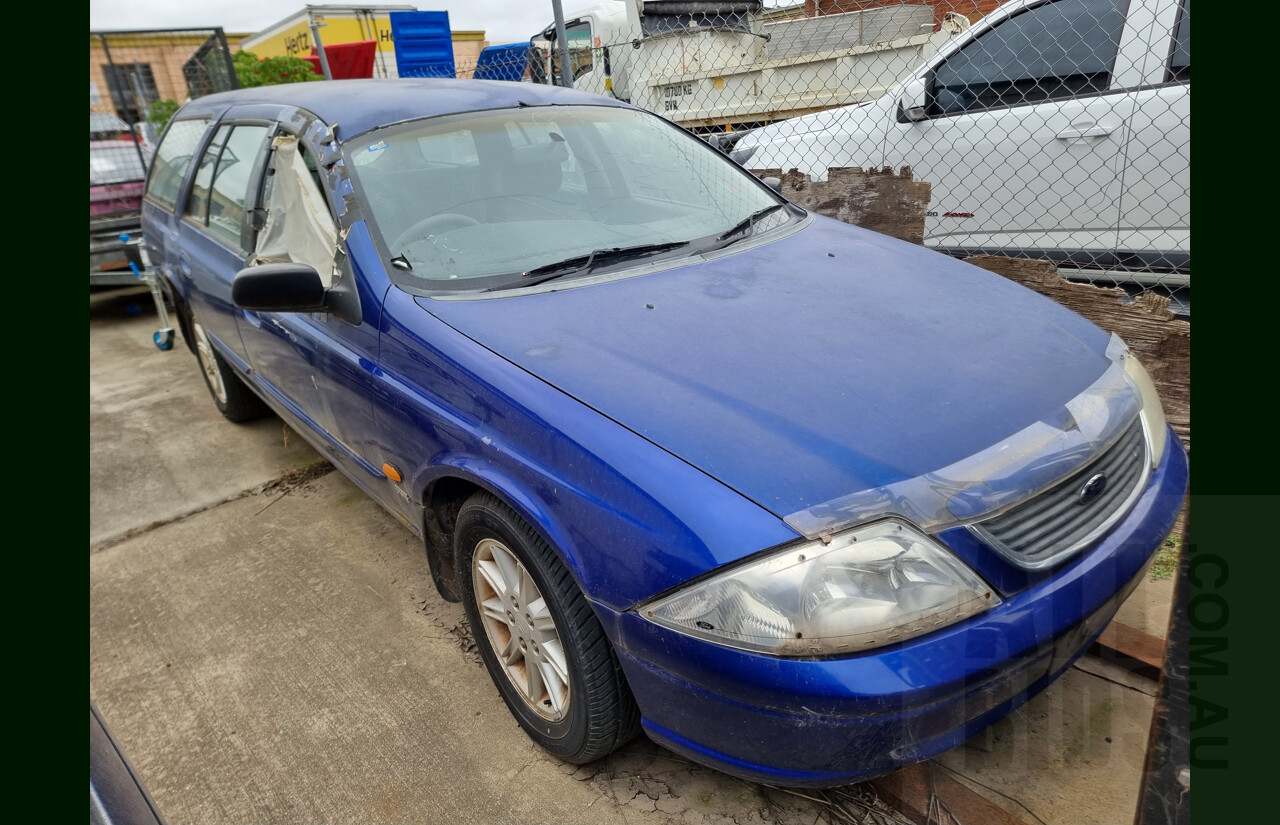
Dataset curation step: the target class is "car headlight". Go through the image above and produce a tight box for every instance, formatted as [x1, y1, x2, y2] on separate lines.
[1122, 351, 1168, 469]
[641, 519, 999, 656]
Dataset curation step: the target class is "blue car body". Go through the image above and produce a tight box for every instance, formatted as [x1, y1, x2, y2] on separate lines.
[142, 79, 1187, 786]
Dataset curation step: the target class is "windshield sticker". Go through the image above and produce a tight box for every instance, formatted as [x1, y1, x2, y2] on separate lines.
[366, 140, 388, 153]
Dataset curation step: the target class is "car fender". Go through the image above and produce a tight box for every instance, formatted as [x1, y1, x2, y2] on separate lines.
[411, 457, 589, 599]
[398, 418, 798, 612]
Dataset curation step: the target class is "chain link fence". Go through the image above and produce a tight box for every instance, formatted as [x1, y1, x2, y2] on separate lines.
[90, 29, 239, 285]
[90, 4, 1190, 308]
[415, 0, 1189, 311]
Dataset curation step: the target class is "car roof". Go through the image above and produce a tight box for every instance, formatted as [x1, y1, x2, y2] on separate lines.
[91, 112, 131, 132]
[180, 78, 632, 140]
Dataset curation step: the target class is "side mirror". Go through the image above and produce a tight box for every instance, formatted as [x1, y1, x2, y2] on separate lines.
[233, 263, 326, 312]
[231, 262, 362, 326]
[762, 176, 782, 194]
[899, 76, 928, 122]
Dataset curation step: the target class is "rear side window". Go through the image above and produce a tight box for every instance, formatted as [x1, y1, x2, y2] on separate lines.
[184, 125, 230, 223]
[144, 119, 209, 210]
[184, 124, 271, 248]
[1168, 0, 1190, 81]
[930, 0, 1127, 116]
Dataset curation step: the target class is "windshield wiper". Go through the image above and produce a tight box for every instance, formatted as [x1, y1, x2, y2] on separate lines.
[485, 241, 690, 291]
[715, 204, 787, 245]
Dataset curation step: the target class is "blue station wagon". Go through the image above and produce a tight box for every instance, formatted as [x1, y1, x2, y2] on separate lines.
[142, 79, 1187, 786]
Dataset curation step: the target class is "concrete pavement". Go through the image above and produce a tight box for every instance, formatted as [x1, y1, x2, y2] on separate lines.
[90, 289, 321, 548]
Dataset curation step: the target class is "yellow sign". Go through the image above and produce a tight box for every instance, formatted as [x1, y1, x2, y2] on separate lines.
[248, 16, 397, 59]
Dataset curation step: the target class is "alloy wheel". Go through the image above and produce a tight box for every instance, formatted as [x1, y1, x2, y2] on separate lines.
[472, 537, 570, 721]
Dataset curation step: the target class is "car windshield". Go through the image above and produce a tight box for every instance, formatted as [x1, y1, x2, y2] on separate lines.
[347, 105, 784, 290]
[90, 142, 149, 186]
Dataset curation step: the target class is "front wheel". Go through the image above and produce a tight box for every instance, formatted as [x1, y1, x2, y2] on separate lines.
[455, 492, 639, 763]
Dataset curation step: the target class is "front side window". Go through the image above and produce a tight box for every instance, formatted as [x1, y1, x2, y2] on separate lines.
[548, 20, 594, 81]
[207, 125, 271, 246]
[930, 0, 1127, 116]
[183, 124, 270, 249]
[145, 119, 209, 211]
[565, 21, 594, 79]
[348, 106, 783, 292]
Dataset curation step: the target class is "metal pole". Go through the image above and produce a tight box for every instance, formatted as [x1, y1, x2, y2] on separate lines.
[551, 0, 573, 88]
[98, 32, 114, 67]
[216, 27, 240, 90]
[127, 62, 152, 168]
[98, 33, 120, 114]
[129, 62, 149, 120]
[309, 18, 334, 80]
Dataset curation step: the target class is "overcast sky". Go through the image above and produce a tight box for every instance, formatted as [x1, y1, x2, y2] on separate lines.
[88, 1, 585, 47]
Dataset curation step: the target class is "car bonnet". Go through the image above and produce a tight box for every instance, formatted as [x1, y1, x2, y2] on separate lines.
[417, 215, 1123, 529]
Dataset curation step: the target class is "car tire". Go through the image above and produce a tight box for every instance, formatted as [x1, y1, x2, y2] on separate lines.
[188, 312, 268, 423]
[455, 491, 640, 763]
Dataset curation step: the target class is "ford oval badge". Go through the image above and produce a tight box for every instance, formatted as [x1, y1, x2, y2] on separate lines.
[1077, 473, 1108, 505]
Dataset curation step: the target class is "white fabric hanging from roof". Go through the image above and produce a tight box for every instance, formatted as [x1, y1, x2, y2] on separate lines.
[254, 135, 340, 287]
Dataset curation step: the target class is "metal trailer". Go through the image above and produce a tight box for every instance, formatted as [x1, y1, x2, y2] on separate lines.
[529, 1, 968, 131]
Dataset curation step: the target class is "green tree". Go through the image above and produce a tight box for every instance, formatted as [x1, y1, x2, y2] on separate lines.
[146, 99, 181, 132]
[233, 50, 323, 88]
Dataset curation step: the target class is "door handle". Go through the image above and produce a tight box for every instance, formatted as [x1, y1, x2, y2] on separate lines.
[177, 256, 192, 275]
[1055, 123, 1114, 140]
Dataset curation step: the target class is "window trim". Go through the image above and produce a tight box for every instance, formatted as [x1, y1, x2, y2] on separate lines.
[1164, 0, 1190, 83]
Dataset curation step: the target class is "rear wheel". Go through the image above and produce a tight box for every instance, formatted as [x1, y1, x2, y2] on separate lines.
[189, 313, 267, 422]
[455, 491, 639, 763]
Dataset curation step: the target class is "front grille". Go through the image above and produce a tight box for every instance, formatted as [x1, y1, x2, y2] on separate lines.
[969, 419, 1149, 569]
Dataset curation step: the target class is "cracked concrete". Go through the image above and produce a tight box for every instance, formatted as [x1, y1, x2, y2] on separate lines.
[91, 294, 1168, 824]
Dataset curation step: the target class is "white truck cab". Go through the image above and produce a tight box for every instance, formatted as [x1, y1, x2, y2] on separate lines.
[532, 2, 632, 100]
[733, 0, 1190, 286]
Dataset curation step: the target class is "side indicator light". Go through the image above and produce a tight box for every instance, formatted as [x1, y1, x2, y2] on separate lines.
[382, 463, 403, 482]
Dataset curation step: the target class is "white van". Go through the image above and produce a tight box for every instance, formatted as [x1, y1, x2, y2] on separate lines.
[731, 0, 1190, 287]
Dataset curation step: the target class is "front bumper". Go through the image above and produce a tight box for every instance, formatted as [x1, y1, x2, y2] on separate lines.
[595, 428, 1187, 786]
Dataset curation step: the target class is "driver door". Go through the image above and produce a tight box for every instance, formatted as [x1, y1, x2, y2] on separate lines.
[883, 0, 1132, 266]
[234, 127, 385, 488]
